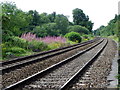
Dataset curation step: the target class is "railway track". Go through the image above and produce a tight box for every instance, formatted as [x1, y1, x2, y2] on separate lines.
[67, 39, 117, 89]
[2, 38, 107, 90]
[68, 39, 117, 90]
[1, 38, 100, 75]
[2, 38, 102, 88]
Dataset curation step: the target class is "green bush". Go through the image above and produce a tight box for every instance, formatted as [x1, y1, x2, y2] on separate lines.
[68, 25, 89, 34]
[82, 34, 89, 39]
[2, 47, 27, 59]
[6, 47, 26, 54]
[7, 36, 29, 49]
[65, 32, 82, 43]
[1, 43, 7, 58]
[2, 30, 14, 43]
[28, 40, 48, 52]
[48, 42, 67, 50]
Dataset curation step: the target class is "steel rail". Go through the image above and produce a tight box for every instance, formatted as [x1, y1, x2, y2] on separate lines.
[1, 38, 100, 74]
[60, 39, 108, 90]
[1, 37, 100, 66]
[3, 38, 104, 90]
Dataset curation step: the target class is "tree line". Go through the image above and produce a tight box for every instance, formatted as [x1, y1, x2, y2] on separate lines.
[1, 2, 94, 43]
[94, 15, 120, 38]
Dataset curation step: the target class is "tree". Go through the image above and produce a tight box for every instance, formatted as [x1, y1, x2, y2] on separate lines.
[33, 23, 59, 37]
[94, 15, 120, 36]
[86, 21, 94, 32]
[73, 8, 88, 25]
[72, 8, 93, 32]
[68, 25, 89, 34]
[28, 10, 41, 26]
[2, 2, 31, 37]
[48, 12, 56, 22]
[32, 26, 47, 37]
[39, 13, 50, 24]
[44, 23, 59, 36]
[94, 25, 105, 36]
[55, 14, 69, 35]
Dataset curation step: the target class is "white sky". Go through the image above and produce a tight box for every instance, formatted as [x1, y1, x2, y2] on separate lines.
[1, 0, 120, 30]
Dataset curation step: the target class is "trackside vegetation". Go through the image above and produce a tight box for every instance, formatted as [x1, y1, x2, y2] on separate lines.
[1, 2, 94, 60]
[1, 1, 120, 88]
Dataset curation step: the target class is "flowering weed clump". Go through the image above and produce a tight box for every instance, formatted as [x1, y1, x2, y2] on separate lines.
[21, 32, 67, 44]
[21, 32, 37, 41]
[2, 32, 78, 60]
[40, 36, 66, 44]
[21, 32, 68, 50]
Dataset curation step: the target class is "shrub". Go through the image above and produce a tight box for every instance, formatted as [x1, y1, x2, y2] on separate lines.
[68, 25, 89, 34]
[1, 43, 7, 58]
[3, 47, 27, 58]
[7, 36, 28, 49]
[6, 47, 26, 54]
[2, 30, 14, 42]
[82, 34, 88, 39]
[2, 41, 26, 58]
[48, 42, 66, 50]
[28, 40, 48, 52]
[65, 32, 82, 43]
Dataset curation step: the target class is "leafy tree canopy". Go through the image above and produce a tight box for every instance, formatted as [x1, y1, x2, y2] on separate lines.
[94, 15, 120, 37]
[72, 8, 93, 32]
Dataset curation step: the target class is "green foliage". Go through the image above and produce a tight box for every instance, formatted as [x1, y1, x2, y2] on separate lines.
[1, 36, 29, 59]
[2, 2, 31, 36]
[48, 42, 66, 50]
[2, 45, 26, 58]
[1, 43, 7, 58]
[118, 19, 120, 42]
[73, 8, 87, 25]
[48, 12, 56, 22]
[82, 34, 89, 39]
[94, 15, 120, 37]
[1, 1, 94, 60]
[6, 47, 26, 54]
[55, 14, 69, 35]
[28, 10, 41, 26]
[44, 23, 59, 36]
[68, 25, 89, 34]
[32, 26, 47, 37]
[33, 23, 59, 37]
[2, 30, 14, 42]
[72, 8, 93, 32]
[81, 34, 94, 42]
[65, 32, 82, 43]
[39, 13, 50, 24]
[107, 35, 119, 42]
[5, 36, 29, 49]
[28, 40, 48, 52]
[32, 14, 69, 36]
[66, 40, 77, 45]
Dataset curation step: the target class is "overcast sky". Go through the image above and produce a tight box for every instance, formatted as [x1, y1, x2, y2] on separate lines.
[1, 0, 120, 30]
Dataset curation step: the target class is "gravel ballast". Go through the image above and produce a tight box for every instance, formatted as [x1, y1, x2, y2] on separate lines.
[19, 39, 107, 89]
[69, 38, 117, 89]
[2, 40, 100, 88]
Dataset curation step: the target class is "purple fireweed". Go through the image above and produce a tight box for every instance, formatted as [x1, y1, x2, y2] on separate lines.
[21, 32, 37, 41]
[21, 33, 66, 44]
